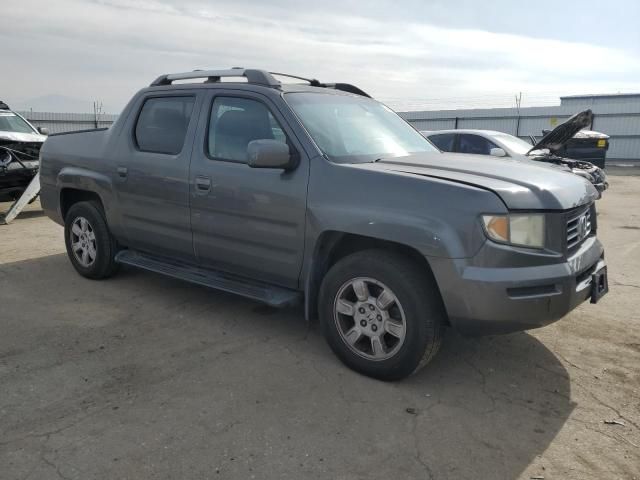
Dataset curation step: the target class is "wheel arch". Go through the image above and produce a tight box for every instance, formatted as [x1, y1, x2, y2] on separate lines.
[304, 231, 447, 324]
[60, 188, 105, 220]
[56, 166, 116, 227]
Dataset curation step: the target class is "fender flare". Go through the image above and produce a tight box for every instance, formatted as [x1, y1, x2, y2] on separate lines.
[56, 167, 114, 222]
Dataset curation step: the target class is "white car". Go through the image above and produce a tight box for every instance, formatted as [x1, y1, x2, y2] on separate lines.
[422, 110, 608, 194]
[0, 101, 47, 202]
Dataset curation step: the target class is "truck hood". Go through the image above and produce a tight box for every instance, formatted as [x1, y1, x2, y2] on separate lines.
[354, 152, 598, 210]
[0, 131, 46, 143]
[527, 109, 592, 154]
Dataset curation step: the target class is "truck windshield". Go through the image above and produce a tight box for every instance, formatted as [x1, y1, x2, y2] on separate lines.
[285, 92, 437, 163]
[0, 112, 36, 134]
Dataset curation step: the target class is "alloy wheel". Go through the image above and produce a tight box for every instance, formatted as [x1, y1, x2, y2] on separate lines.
[333, 277, 407, 361]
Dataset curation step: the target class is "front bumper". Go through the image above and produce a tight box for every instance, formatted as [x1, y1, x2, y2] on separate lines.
[0, 160, 39, 202]
[429, 235, 605, 335]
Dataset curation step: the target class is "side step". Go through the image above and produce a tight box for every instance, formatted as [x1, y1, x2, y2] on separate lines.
[115, 250, 301, 307]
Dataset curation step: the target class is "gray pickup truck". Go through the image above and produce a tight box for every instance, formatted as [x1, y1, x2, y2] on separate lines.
[40, 69, 608, 380]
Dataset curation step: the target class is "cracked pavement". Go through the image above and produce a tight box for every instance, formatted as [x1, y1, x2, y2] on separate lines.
[1, 176, 639, 479]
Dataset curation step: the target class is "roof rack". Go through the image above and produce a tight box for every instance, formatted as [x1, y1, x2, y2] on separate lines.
[0, 100, 10, 110]
[150, 68, 281, 87]
[268, 73, 371, 98]
[269, 72, 323, 86]
[321, 83, 371, 98]
[149, 68, 371, 97]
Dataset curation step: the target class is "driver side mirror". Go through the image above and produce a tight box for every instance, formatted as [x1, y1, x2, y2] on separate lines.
[247, 139, 295, 170]
[489, 147, 506, 157]
[37, 127, 50, 135]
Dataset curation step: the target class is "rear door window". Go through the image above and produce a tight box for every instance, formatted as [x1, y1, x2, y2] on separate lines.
[457, 134, 498, 155]
[428, 133, 456, 152]
[135, 96, 195, 155]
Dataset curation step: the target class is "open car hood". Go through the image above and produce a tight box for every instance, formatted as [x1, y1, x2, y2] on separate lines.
[527, 109, 593, 155]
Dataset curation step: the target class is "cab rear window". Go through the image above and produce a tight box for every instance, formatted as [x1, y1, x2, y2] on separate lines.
[134, 97, 194, 155]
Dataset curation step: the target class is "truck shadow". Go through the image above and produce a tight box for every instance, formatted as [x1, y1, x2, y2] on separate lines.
[401, 330, 574, 478]
[1, 253, 573, 480]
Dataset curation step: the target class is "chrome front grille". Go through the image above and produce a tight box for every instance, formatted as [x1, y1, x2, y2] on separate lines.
[566, 207, 592, 251]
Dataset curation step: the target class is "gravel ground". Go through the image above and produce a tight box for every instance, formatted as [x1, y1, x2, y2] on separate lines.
[1, 176, 639, 480]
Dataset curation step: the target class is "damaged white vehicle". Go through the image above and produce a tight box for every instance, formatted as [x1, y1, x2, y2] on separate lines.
[0, 101, 47, 202]
[422, 110, 609, 196]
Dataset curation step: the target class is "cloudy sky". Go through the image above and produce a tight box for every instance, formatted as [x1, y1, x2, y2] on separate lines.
[3, 0, 639, 113]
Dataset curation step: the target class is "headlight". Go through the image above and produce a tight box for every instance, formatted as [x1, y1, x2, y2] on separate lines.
[482, 214, 545, 249]
[0, 148, 11, 167]
[572, 169, 595, 183]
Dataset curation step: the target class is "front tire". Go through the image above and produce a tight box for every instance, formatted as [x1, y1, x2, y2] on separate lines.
[64, 201, 119, 279]
[319, 250, 445, 381]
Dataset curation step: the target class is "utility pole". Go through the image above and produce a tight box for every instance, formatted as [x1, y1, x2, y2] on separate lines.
[93, 100, 103, 129]
[515, 92, 522, 137]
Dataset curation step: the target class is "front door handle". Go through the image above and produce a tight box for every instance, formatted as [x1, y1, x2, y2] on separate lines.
[195, 175, 211, 193]
[117, 166, 128, 178]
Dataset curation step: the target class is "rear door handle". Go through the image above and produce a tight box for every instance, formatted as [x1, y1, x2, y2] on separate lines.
[195, 175, 211, 193]
[117, 166, 128, 178]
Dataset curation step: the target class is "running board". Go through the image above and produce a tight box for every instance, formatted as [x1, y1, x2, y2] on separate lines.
[115, 250, 301, 307]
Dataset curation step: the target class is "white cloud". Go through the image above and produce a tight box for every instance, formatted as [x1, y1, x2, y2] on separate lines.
[2, 0, 639, 112]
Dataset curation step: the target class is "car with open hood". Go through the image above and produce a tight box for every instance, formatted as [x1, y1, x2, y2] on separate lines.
[422, 110, 608, 196]
[0, 101, 48, 202]
[39, 69, 608, 380]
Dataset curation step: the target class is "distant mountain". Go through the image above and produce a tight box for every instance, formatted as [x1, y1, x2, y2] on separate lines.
[10, 94, 97, 114]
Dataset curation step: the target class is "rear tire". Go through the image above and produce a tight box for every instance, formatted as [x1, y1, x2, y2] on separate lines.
[319, 249, 445, 381]
[64, 201, 119, 279]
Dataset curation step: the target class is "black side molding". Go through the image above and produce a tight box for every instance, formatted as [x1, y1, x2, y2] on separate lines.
[115, 250, 302, 307]
[49, 128, 109, 137]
